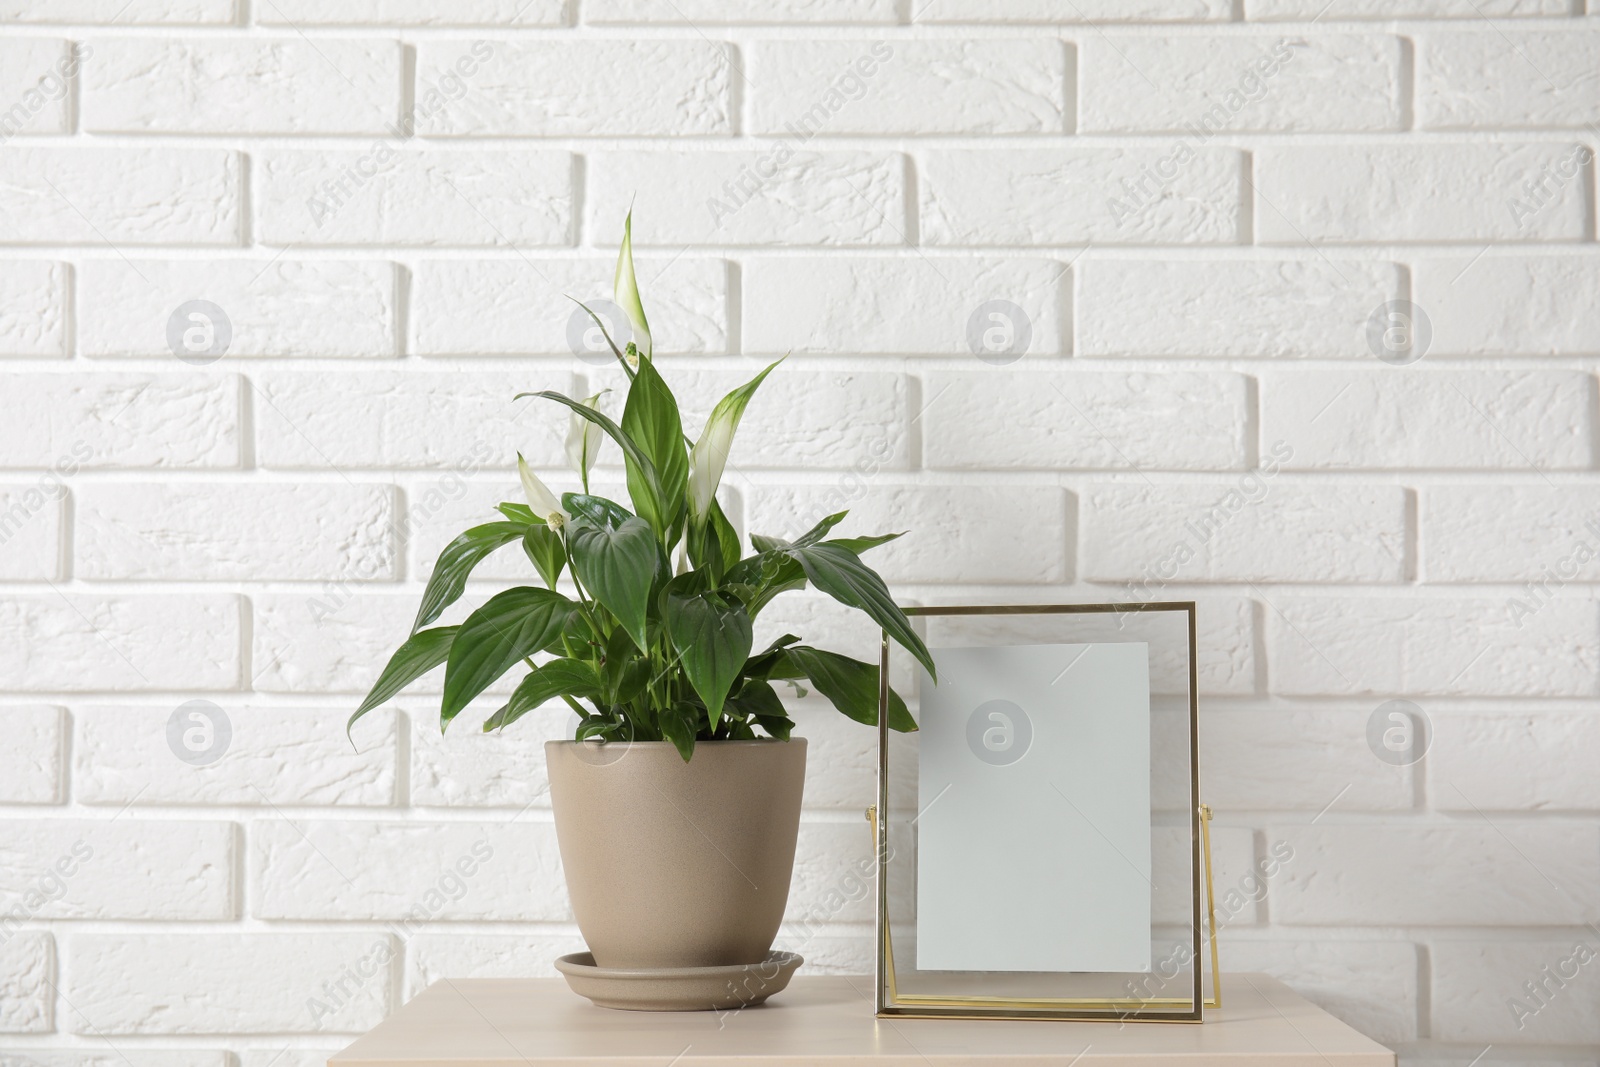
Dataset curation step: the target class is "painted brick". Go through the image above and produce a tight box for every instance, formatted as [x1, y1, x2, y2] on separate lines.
[404, 933, 587, 996]
[0, 594, 241, 691]
[1265, 595, 1597, 697]
[669, 367, 910, 472]
[1082, 483, 1408, 583]
[1081, 34, 1403, 133]
[257, 149, 573, 247]
[750, 40, 1067, 135]
[257, 0, 565, 25]
[75, 706, 398, 807]
[1432, 939, 1600, 1045]
[922, 370, 1250, 471]
[0, 932, 51, 1033]
[255, 370, 574, 469]
[1247, 0, 1566, 14]
[65, 934, 394, 1033]
[410, 706, 560, 809]
[1261, 370, 1595, 471]
[1272, 825, 1600, 925]
[0, 819, 231, 920]
[1255, 144, 1589, 243]
[0, 38, 71, 136]
[416, 40, 730, 136]
[1415, 256, 1600, 357]
[83, 39, 401, 134]
[1224, 941, 1419, 1046]
[0, 705, 62, 803]
[589, 150, 905, 247]
[76, 483, 397, 582]
[80, 259, 396, 358]
[251, 820, 565, 921]
[920, 148, 1243, 245]
[1431, 713, 1600, 811]
[745, 483, 1070, 584]
[742, 256, 1068, 355]
[0, 373, 239, 470]
[403, 477, 551, 585]
[0, 1, 235, 22]
[4, 1055, 231, 1067]
[789, 821, 875, 925]
[411, 258, 728, 356]
[252, 593, 429, 696]
[1418, 32, 1600, 129]
[1423, 485, 1600, 583]
[0, 261, 67, 358]
[590, 0, 898, 20]
[918, 0, 1231, 20]
[1198, 709, 1415, 812]
[0, 148, 241, 245]
[0, 483, 63, 580]
[1077, 259, 1400, 359]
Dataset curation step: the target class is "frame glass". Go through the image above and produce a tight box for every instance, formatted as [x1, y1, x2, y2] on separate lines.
[874, 602, 1210, 1022]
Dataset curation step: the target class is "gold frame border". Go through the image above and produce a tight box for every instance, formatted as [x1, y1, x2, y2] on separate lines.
[873, 602, 1209, 1023]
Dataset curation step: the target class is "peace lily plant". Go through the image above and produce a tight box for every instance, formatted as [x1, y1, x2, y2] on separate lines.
[350, 215, 936, 761]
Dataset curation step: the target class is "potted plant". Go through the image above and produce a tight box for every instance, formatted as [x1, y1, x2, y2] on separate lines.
[348, 215, 936, 1004]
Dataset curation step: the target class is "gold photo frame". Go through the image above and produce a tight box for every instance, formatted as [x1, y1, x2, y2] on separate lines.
[873, 602, 1218, 1022]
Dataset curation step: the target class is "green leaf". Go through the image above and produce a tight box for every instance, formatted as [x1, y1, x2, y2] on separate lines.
[519, 391, 664, 520]
[351, 626, 458, 737]
[483, 658, 601, 732]
[687, 497, 741, 580]
[613, 210, 652, 360]
[621, 357, 687, 535]
[729, 676, 787, 720]
[567, 516, 660, 652]
[742, 633, 802, 681]
[442, 588, 574, 726]
[786, 646, 917, 733]
[659, 702, 700, 762]
[793, 510, 849, 548]
[497, 502, 538, 524]
[663, 582, 753, 732]
[411, 522, 526, 633]
[562, 492, 634, 529]
[543, 607, 595, 655]
[827, 532, 904, 555]
[784, 542, 936, 682]
[522, 523, 566, 590]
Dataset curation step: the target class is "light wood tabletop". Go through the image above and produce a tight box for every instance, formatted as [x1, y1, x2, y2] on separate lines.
[331, 972, 1396, 1066]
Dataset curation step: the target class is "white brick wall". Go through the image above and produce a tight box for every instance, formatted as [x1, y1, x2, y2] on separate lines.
[0, 6, 1596, 1065]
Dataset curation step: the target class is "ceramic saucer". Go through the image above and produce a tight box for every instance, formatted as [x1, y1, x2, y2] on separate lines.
[554, 950, 803, 1011]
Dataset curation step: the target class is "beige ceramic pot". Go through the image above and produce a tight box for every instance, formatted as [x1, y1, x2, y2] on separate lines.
[545, 738, 807, 970]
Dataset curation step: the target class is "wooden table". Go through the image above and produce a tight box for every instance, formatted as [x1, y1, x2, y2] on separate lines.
[331, 973, 1395, 1065]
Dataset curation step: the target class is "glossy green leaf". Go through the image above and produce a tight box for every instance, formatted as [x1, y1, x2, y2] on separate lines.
[659, 702, 700, 762]
[522, 523, 566, 590]
[562, 492, 634, 530]
[568, 516, 659, 652]
[786, 646, 917, 733]
[350, 625, 458, 738]
[483, 658, 601, 732]
[497, 501, 537, 524]
[663, 583, 752, 732]
[827, 532, 903, 555]
[412, 522, 526, 633]
[621, 357, 687, 535]
[784, 542, 936, 682]
[442, 588, 574, 726]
